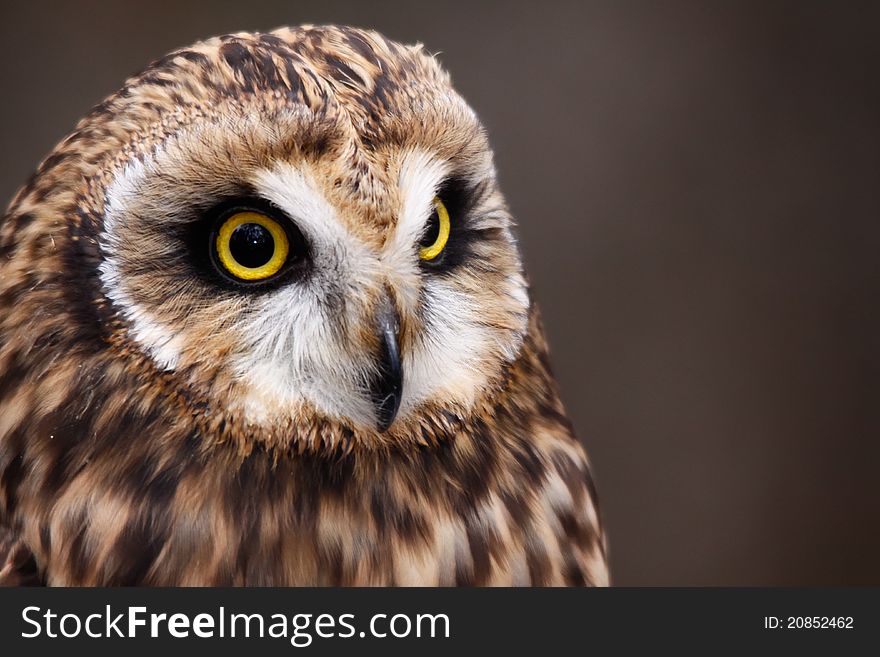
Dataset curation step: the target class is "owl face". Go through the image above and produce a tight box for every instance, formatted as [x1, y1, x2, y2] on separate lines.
[89, 28, 529, 442]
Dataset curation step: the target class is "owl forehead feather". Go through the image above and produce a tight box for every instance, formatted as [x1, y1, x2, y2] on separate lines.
[148, 25, 447, 110]
[102, 26, 486, 226]
[133, 25, 480, 151]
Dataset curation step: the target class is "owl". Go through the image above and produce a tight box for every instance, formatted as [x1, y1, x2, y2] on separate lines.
[0, 26, 607, 586]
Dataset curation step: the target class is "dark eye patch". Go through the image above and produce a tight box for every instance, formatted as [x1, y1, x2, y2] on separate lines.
[419, 176, 494, 273]
[183, 195, 311, 291]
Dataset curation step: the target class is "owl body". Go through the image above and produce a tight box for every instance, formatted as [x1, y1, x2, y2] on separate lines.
[0, 26, 607, 585]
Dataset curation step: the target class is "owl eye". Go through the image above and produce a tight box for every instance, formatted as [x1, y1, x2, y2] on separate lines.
[213, 211, 290, 281]
[419, 197, 451, 261]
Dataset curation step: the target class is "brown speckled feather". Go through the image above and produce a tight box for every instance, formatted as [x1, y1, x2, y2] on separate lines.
[0, 25, 607, 586]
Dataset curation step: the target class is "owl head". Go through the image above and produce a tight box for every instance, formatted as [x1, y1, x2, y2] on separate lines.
[4, 26, 531, 451]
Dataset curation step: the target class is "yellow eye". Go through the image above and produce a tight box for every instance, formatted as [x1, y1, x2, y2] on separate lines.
[419, 197, 451, 261]
[214, 211, 289, 281]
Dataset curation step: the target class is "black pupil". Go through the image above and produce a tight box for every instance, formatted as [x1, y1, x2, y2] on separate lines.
[229, 222, 275, 268]
[421, 209, 440, 247]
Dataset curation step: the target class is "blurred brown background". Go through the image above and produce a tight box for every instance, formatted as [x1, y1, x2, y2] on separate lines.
[2, 1, 878, 585]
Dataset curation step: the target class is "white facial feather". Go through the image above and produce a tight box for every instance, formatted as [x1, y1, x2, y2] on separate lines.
[384, 150, 449, 319]
[389, 150, 449, 265]
[235, 164, 383, 425]
[99, 156, 183, 371]
[392, 150, 524, 414]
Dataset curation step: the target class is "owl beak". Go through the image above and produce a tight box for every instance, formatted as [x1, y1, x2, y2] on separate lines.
[371, 302, 403, 431]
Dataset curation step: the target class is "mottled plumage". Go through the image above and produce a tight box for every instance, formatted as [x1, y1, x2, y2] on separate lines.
[0, 26, 607, 585]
